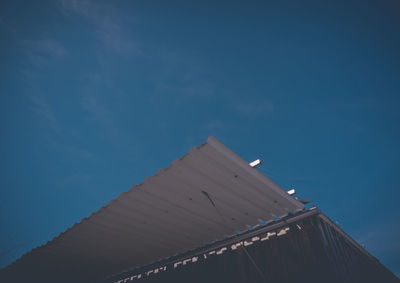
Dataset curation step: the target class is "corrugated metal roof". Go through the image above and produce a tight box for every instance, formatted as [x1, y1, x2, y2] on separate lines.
[0, 137, 304, 282]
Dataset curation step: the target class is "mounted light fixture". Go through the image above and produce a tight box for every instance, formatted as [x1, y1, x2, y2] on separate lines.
[249, 159, 262, 168]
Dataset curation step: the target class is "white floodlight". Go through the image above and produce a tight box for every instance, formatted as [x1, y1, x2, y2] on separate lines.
[249, 159, 262, 168]
[287, 189, 296, 196]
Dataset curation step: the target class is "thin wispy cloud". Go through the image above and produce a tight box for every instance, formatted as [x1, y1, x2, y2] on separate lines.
[19, 37, 92, 156]
[30, 39, 68, 56]
[21, 63, 63, 136]
[22, 39, 68, 68]
[81, 89, 114, 131]
[45, 138, 95, 161]
[28, 91, 62, 135]
[58, 0, 138, 55]
[57, 0, 138, 140]
[75, 71, 123, 140]
[58, 0, 94, 19]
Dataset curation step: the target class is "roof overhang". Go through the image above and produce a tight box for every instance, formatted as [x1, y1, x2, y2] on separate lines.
[1, 137, 304, 282]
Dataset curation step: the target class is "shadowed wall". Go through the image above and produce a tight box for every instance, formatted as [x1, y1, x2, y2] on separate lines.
[112, 215, 399, 283]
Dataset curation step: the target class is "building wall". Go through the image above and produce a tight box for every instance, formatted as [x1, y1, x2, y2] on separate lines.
[112, 215, 398, 283]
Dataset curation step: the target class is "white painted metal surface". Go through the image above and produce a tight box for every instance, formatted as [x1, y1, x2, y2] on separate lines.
[3, 137, 304, 281]
[249, 159, 262, 168]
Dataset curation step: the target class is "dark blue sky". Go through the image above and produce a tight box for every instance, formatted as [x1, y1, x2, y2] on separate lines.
[1, 0, 399, 277]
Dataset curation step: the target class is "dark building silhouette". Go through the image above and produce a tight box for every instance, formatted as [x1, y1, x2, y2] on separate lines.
[109, 209, 398, 283]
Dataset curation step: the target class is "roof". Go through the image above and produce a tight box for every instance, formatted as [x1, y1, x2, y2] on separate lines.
[0, 137, 304, 282]
[109, 208, 400, 283]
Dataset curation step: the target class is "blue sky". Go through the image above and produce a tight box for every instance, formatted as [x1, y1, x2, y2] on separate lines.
[1, 0, 399, 277]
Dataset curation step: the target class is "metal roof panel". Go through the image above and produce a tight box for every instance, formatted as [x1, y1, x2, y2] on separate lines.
[0, 137, 304, 283]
